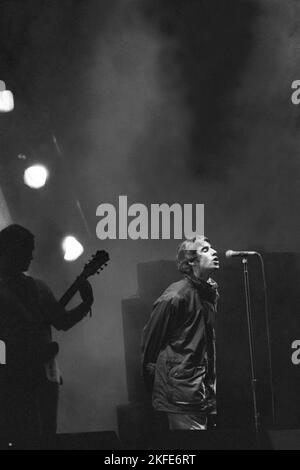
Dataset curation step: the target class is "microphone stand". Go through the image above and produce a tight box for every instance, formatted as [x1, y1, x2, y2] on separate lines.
[242, 256, 260, 447]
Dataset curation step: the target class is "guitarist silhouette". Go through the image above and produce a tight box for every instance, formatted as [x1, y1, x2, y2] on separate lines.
[0, 224, 108, 443]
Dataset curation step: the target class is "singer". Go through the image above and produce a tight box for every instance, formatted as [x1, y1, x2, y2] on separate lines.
[141, 235, 219, 431]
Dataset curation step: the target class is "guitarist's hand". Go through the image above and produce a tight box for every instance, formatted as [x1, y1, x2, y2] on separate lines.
[79, 280, 94, 307]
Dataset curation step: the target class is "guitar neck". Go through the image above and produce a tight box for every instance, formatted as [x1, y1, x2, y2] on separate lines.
[59, 276, 85, 307]
[58, 250, 109, 307]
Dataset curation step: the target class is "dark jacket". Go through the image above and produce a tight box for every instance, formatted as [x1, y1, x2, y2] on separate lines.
[141, 276, 219, 414]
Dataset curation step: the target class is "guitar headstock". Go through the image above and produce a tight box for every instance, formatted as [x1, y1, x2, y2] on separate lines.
[82, 250, 110, 279]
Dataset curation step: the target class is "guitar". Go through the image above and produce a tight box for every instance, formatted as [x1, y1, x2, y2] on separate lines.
[41, 250, 110, 363]
[59, 250, 110, 307]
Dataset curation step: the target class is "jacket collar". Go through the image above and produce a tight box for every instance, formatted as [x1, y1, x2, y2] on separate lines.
[185, 275, 219, 303]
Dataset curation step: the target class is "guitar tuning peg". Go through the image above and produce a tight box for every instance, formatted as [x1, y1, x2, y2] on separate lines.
[104, 263, 107, 267]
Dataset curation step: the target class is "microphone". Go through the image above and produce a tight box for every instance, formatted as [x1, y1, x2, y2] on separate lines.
[225, 250, 258, 258]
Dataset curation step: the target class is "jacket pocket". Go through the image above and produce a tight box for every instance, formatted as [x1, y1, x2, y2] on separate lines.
[166, 364, 209, 406]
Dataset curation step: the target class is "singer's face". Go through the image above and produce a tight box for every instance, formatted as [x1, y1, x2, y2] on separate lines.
[193, 241, 219, 278]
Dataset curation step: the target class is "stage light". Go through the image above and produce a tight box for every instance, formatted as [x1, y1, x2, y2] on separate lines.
[24, 165, 49, 189]
[62, 236, 84, 261]
[0, 80, 14, 112]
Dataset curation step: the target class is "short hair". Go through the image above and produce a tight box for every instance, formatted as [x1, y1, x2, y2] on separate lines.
[0, 224, 34, 253]
[176, 235, 209, 274]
